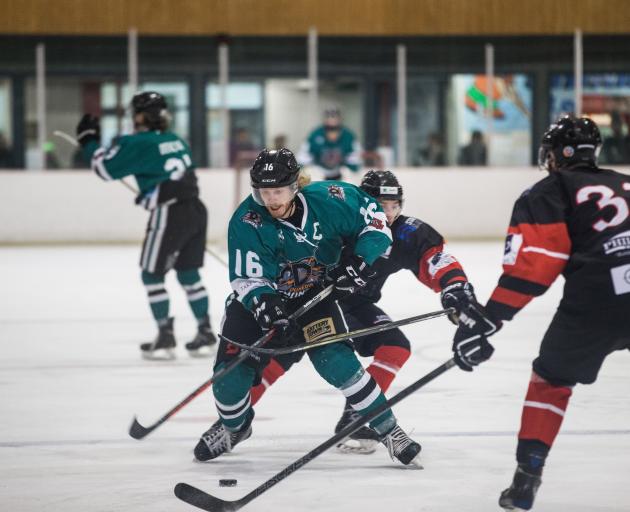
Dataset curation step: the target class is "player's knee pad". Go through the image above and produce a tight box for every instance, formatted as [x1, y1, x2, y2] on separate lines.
[212, 363, 256, 405]
[176, 268, 201, 286]
[308, 343, 361, 388]
[141, 270, 165, 285]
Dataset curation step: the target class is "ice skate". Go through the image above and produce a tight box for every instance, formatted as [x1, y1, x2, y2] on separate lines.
[185, 316, 217, 357]
[381, 424, 422, 468]
[194, 411, 254, 462]
[140, 317, 176, 360]
[499, 465, 542, 511]
[334, 402, 380, 454]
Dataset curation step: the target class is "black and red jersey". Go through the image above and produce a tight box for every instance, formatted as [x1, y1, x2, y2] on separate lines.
[487, 165, 630, 321]
[344, 214, 467, 307]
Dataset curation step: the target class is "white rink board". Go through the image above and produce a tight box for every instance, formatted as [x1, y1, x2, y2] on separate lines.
[0, 168, 545, 243]
[0, 242, 629, 512]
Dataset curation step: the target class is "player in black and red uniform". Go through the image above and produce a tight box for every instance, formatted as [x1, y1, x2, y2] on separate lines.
[219, 170, 483, 454]
[449, 115, 630, 510]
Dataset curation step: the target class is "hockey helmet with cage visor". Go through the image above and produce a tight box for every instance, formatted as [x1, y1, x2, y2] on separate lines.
[538, 115, 602, 172]
[360, 169, 404, 224]
[131, 91, 171, 131]
[250, 148, 301, 208]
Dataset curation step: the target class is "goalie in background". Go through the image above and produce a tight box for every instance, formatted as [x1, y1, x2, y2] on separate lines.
[76, 91, 217, 359]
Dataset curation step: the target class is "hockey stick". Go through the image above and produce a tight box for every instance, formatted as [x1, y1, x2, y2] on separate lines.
[53, 129, 229, 268]
[174, 357, 457, 512]
[129, 285, 333, 440]
[220, 307, 455, 356]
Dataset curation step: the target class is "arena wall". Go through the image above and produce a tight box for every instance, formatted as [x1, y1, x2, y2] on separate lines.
[0, 168, 560, 244]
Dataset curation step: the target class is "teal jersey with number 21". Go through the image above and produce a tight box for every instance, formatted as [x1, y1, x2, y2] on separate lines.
[82, 131, 194, 195]
[228, 181, 392, 311]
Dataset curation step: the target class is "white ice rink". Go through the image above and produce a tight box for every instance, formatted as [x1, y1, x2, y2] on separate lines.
[1, 242, 628, 512]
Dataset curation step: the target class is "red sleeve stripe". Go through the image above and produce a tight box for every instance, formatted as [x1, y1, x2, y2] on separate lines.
[490, 286, 534, 310]
[510, 222, 571, 256]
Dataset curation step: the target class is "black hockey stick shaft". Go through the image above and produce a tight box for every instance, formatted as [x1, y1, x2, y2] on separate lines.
[221, 307, 455, 356]
[174, 358, 457, 512]
[129, 286, 333, 439]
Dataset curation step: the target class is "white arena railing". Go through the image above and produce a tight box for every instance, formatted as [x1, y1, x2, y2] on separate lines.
[1, 167, 628, 244]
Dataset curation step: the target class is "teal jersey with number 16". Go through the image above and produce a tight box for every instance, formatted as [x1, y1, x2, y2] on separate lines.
[228, 181, 392, 311]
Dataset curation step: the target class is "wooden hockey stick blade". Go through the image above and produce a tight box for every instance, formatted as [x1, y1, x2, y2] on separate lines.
[174, 359, 457, 512]
[221, 307, 455, 356]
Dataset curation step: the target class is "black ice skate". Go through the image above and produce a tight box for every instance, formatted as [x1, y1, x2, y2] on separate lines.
[194, 411, 254, 462]
[185, 316, 217, 357]
[499, 465, 542, 511]
[335, 402, 380, 454]
[381, 425, 422, 468]
[140, 317, 176, 360]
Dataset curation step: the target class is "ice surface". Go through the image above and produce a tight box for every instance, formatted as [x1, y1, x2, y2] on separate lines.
[0, 243, 628, 512]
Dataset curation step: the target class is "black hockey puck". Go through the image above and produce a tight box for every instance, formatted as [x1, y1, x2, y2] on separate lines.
[219, 479, 237, 487]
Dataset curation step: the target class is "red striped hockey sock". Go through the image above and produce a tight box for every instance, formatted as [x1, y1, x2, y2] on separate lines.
[250, 358, 286, 406]
[366, 345, 411, 392]
[518, 371, 573, 447]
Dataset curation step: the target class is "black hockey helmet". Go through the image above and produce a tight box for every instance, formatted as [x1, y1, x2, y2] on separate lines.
[131, 91, 170, 130]
[538, 115, 602, 171]
[360, 170, 404, 204]
[250, 148, 300, 204]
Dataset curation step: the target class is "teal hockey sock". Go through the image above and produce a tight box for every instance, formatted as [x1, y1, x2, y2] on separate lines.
[141, 270, 169, 325]
[213, 363, 256, 431]
[176, 269, 209, 324]
[309, 343, 395, 435]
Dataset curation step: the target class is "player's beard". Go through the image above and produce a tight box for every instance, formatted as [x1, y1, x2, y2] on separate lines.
[267, 200, 295, 219]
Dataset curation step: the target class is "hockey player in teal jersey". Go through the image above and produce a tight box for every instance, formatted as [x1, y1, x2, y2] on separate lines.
[76, 91, 217, 359]
[193, 147, 422, 467]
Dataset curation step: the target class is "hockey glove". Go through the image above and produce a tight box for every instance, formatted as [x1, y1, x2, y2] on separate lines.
[440, 281, 477, 325]
[328, 254, 374, 301]
[75, 114, 101, 147]
[451, 302, 502, 371]
[252, 293, 299, 348]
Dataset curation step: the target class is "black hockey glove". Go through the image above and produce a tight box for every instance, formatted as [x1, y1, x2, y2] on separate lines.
[451, 302, 502, 372]
[252, 293, 299, 348]
[328, 254, 374, 301]
[440, 281, 477, 325]
[75, 114, 101, 147]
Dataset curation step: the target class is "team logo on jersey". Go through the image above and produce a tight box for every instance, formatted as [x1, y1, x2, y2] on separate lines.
[397, 221, 419, 241]
[276, 256, 326, 299]
[241, 210, 262, 228]
[327, 185, 346, 201]
[562, 146, 575, 158]
[503, 233, 523, 265]
[603, 230, 630, 256]
[370, 217, 385, 230]
[610, 263, 630, 295]
[303, 317, 336, 342]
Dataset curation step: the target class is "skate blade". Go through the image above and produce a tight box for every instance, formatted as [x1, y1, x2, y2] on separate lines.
[187, 346, 216, 358]
[141, 348, 176, 361]
[336, 438, 378, 455]
[405, 454, 424, 470]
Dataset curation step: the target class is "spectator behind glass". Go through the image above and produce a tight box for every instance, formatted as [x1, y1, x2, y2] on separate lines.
[414, 132, 445, 166]
[229, 127, 256, 167]
[297, 107, 363, 181]
[458, 130, 487, 166]
[273, 134, 287, 150]
[0, 132, 15, 168]
[601, 111, 630, 164]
